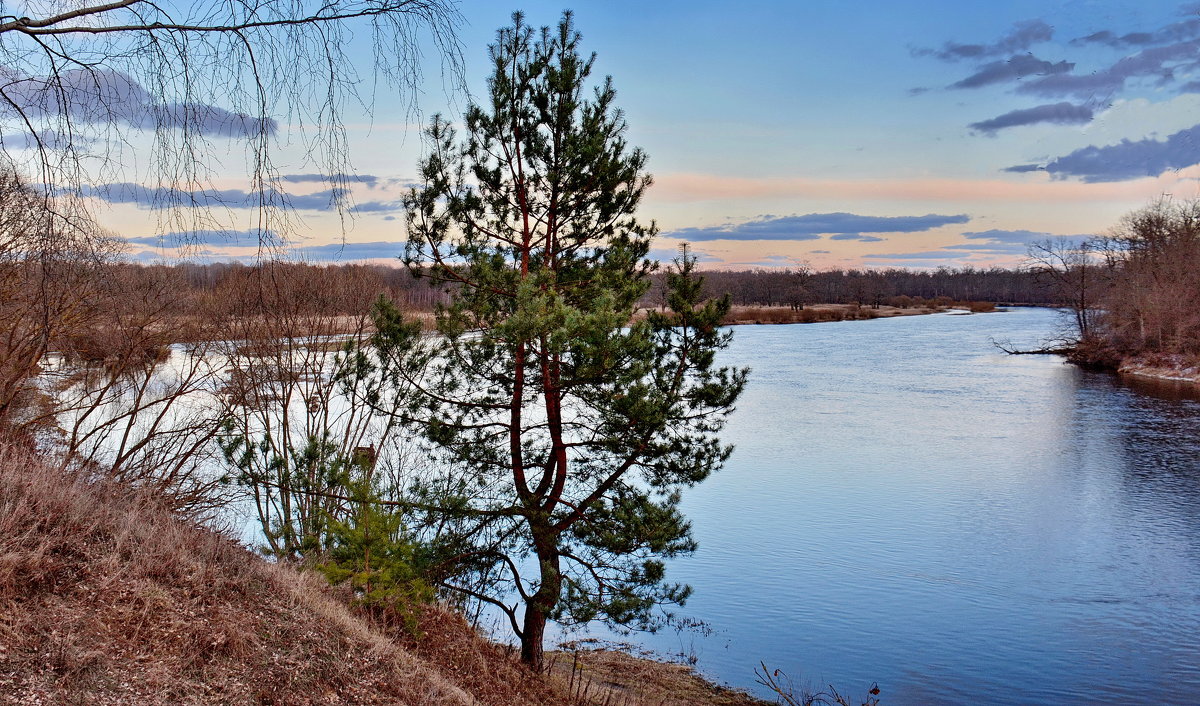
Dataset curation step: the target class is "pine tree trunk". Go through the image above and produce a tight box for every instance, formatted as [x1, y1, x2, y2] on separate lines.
[520, 538, 561, 671]
[520, 604, 547, 670]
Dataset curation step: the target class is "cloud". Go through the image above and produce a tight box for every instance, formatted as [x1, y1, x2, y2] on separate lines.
[918, 20, 1053, 62]
[1025, 121, 1200, 182]
[652, 170, 1200, 205]
[285, 189, 352, 211]
[1018, 38, 1200, 98]
[124, 248, 260, 265]
[2, 128, 97, 151]
[350, 199, 404, 214]
[950, 54, 1073, 89]
[962, 228, 1065, 244]
[647, 246, 721, 263]
[82, 182, 401, 213]
[730, 258, 809, 268]
[82, 183, 278, 209]
[968, 102, 1094, 134]
[809, 249, 831, 254]
[291, 241, 404, 261]
[280, 173, 381, 187]
[123, 229, 281, 247]
[862, 251, 966, 260]
[941, 229, 1089, 255]
[1003, 164, 1044, 173]
[661, 213, 969, 241]
[0, 68, 275, 138]
[829, 233, 885, 242]
[1072, 16, 1200, 49]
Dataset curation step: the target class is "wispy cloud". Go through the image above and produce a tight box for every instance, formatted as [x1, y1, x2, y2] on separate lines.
[915, 20, 1054, 62]
[918, 3, 1200, 179]
[82, 183, 282, 209]
[661, 213, 969, 241]
[279, 173, 381, 187]
[969, 102, 1094, 134]
[290, 241, 404, 261]
[1014, 122, 1200, 182]
[652, 170, 1200, 203]
[83, 182, 403, 213]
[0, 68, 275, 138]
[950, 55, 1073, 89]
[123, 229, 281, 247]
[1072, 14, 1200, 49]
[862, 251, 965, 260]
[1017, 38, 1200, 99]
[829, 233, 886, 242]
[1, 128, 97, 151]
[943, 229, 1089, 255]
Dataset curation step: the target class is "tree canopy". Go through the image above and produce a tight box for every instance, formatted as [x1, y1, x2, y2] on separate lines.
[398, 11, 747, 669]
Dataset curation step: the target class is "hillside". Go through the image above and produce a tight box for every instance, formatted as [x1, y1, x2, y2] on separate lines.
[0, 442, 766, 705]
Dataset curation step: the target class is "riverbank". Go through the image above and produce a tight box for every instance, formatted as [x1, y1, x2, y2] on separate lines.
[720, 301, 994, 326]
[1117, 353, 1200, 387]
[0, 441, 766, 706]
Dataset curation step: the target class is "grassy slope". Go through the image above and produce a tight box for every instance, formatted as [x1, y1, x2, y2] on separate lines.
[0, 443, 765, 706]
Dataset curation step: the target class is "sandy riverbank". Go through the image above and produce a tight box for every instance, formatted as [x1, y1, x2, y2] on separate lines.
[1118, 354, 1200, 387]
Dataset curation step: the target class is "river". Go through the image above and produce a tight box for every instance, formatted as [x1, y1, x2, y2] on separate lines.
[619, 306, 1200, 704]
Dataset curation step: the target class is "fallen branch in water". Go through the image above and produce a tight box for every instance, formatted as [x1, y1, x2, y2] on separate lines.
[990, 338, 1074, 355]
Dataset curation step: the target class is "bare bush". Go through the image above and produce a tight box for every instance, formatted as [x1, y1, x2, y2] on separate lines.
[756, 663, 880, 706]
[0, 169, 120, 435]
[214, 262, 428, 558]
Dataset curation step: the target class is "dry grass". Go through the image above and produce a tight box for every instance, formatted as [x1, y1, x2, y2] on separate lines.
[0, 441, 470, 705]
[546, 647, 767, 706]
[383, 605, 568, 706]
[722, 304, 933, 326]
[0, 441, 770, 705]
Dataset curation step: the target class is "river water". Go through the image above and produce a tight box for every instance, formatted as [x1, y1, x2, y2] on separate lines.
[623, 306, 1200, 704]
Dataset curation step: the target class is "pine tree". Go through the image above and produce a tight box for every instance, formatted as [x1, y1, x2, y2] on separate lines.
[317, 472, 434, 629]
[400, 12, 747, 669]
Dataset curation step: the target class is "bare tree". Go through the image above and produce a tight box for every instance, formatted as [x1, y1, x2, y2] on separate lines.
[0, 0, 462, 240]
[0, 168, 119, 431]
[44, 264, 232, 515]
[1026, 238, 1104, 344]
[1096, 198, 1200, 355]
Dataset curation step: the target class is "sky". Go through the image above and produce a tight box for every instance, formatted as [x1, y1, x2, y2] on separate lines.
[33, 0, 1200, 270]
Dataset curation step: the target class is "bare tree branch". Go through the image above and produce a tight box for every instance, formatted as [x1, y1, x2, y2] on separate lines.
[0, 0, 463, 245]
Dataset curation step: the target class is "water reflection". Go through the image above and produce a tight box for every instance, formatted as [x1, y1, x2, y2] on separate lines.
[614, 308, 1200, 705]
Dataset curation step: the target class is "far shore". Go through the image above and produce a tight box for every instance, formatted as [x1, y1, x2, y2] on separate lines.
[715, 302, 995, 326]
[51, 302, 996, 361]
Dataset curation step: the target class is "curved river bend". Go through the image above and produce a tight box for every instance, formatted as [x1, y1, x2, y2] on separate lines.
[623, 306, 1200, 705]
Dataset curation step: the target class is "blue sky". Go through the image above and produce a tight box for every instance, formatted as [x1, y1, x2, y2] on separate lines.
[61, 1, 1200, 269]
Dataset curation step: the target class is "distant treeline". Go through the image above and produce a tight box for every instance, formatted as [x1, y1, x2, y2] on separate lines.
[164, 261, 448, 311]
[645, 266, 1053, 309]
[141, 261, 1055, 314]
